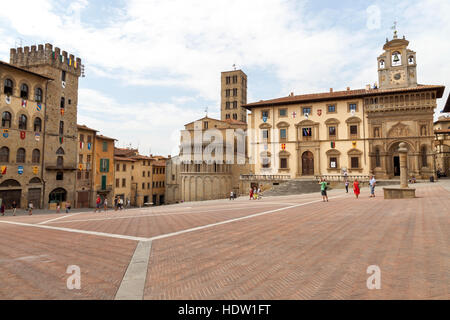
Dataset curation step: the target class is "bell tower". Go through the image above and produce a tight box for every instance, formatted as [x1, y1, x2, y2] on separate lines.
[377, 27, 417, 89]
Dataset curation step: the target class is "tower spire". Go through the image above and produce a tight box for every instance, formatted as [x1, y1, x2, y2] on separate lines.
[391, 21, 398, 39]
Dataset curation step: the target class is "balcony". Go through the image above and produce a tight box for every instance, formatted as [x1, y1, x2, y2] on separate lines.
[97, 184, 113, 192]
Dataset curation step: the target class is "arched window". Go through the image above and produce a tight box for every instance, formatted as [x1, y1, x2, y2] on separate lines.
[35, 88, 43, 102]
[0, 147, 9, 162]
[2, 112, 11, 128]
[18, 114, 27, 130]
[32, 149, 40, 163]
[3, 79, 13, 95]
[57, 156, 64, 168]
[56, 147, 65, 155]
[379, 60, 385, 69]
[16, 148, 25, 163]
[421, 146, 428, 167]
[34, 117, 42, 132]
[59, 121, 64, 135]
[49, 188, 67, 203]
[392, 51, 402, 66]
[20, 84, 29, 99]
[375, 148, 381, 167]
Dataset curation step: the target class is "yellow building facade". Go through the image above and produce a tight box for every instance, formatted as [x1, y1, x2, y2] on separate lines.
[76, 124, 97, 208]
[245, 35, 445, 180]
[93, 135, 116, 206]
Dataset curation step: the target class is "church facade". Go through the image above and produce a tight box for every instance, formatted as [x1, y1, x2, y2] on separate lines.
[244, 34, 445, 180]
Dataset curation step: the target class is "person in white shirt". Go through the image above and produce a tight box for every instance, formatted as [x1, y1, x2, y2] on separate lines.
[369, 176, 376, 198]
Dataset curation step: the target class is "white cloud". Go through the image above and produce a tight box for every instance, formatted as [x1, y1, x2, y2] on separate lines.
[77, 88, 204, 155]
[1, 0, 449, 153]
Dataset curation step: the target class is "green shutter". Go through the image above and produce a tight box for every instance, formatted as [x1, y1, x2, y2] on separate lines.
[101, 175, 106, 190]
[106, 159, 110, 172]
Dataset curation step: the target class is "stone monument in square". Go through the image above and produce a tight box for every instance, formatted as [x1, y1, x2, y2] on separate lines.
[383, 142, 416, 199]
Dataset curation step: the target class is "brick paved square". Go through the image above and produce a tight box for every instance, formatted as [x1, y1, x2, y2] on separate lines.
[0, 183, 448, 300]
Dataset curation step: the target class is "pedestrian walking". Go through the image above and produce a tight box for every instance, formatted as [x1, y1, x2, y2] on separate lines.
[249, 188, 253, 200]
[257, 186, 262, 200]
[230, 191, 234, 200]
[320, 178, 329, 202]
[103, 198, 108, 212]
[56, 202, 61, 213]
[1, 202, 5, 216]
[369, 176, 376, 198]
[253, 188, 258, 200]
[353, 179, 360, 199]
[114, 196, 118, 211]
[95, 195, 101, 213]
[65, 201, 71, 213]
[28, 201, 33, 215]
[12, 201, 17, 216]
[119, 198, 124, 210]
[127, 198, 131, 208]
[345, 179, 349, 193]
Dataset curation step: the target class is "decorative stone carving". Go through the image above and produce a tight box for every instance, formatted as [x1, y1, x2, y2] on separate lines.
[388, 122, 410, 138]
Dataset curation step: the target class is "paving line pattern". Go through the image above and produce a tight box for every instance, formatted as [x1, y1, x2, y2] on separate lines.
[0, 193, 346, 300]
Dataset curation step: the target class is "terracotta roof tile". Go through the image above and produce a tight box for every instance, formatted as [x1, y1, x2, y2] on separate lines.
[77, 124, 98, 132]
[244, 85, 445, 109]
[114, 156, 136, 162]
[96, 134, 116, 141]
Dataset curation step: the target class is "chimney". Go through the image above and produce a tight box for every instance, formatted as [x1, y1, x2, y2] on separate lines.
[168, 155, 171, 159]
[365, 84, 370, 90]
[290, 92, 294, 97]
[330, 88, 333, 93]
[347, 87, 350, 91]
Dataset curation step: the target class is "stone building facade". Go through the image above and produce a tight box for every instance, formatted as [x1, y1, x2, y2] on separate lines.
[244, 34, 445, 180]
[114, 155, 135, 206]
[178, 117, 251, 202]
[0, 61, 50, 208]
[8, 44, 82, 208]
[165, 155, 181, 204]
[75, 124, 97, 208]
[434, 111, 450, 176]
[221, 70, 248, 123]
[114, 148, 167, 206]
[151, 157, 166, 205]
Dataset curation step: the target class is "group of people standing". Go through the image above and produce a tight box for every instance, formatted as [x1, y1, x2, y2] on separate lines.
[94, 195, 130, 212]
[320, 174, 377, 201]
[114, 196, 125, 210]
[249, 186, 262, 200]
[0, 200, 18, 216]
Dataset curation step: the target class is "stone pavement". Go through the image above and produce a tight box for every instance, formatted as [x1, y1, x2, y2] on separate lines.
[0, 181, 448, 300]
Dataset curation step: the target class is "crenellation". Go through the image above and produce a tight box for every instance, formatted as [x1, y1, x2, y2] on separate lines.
[10, 43, 82, 76]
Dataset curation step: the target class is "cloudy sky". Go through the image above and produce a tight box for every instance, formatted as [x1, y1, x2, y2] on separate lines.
[0, 0, 449, 156]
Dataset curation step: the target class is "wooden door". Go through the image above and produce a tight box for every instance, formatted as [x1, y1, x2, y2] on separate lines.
[28, 188, 42, 209]
[302, 151, 314, 175]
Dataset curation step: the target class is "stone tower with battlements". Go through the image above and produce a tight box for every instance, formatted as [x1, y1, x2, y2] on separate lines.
[10, 44, 82, 208]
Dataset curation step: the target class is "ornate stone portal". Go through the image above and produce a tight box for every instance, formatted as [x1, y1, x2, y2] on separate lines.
[383, 142, 416, 199]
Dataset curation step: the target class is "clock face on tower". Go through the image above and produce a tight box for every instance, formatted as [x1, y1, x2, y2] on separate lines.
[389, 70, 406, 85]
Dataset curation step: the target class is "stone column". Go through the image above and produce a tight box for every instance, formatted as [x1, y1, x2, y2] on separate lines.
[399, 142, 408, 188]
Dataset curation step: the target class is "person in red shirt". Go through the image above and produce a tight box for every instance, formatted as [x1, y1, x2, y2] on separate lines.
[353, 179, 361, 199]
[95, 195, 101, 213]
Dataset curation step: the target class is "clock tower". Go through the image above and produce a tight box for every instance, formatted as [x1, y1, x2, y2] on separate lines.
[377, 30, 417, 89]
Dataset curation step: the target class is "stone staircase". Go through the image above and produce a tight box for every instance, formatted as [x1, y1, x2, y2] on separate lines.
[261, 179, 408, 197]
[262, 179, 321, 197]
